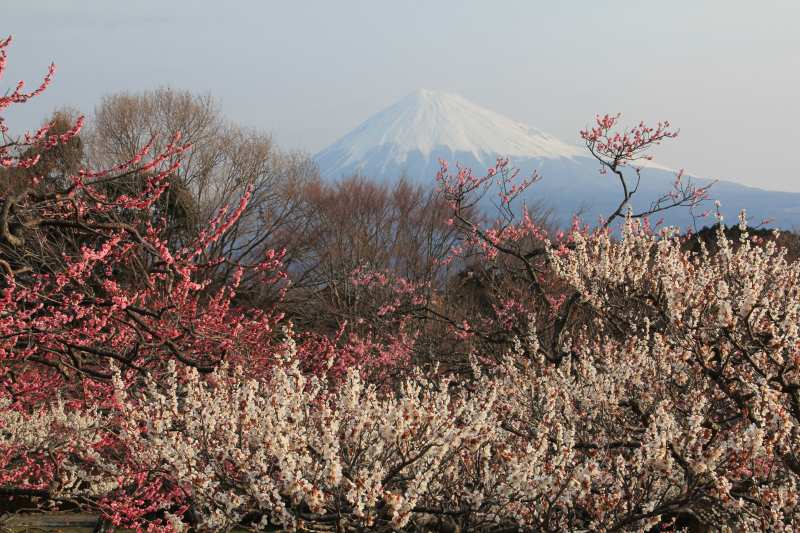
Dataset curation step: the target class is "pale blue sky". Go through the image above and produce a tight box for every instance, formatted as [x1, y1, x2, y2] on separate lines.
[4, 1, 800, 190]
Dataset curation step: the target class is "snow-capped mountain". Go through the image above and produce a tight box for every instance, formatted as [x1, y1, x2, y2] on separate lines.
[316, 89, 583, 177]
[316, 90, 800, 229]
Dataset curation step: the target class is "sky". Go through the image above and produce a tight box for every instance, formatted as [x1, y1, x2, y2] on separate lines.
[3, 1, 800, 191]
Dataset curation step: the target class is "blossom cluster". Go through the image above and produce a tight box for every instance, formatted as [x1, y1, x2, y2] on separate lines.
[4, 222, 800, 531]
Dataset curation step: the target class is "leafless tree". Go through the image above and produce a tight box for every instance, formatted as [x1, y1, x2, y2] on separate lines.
[85, 87, 319, 299]
[286, 175, 459, 332]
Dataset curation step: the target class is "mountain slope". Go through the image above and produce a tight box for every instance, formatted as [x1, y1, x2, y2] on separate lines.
[315, 90, 800, 229]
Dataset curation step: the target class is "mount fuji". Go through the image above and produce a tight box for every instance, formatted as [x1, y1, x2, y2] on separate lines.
[315, 89, 800, 229]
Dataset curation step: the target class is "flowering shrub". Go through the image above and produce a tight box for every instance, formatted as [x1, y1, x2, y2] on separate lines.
[0, 36, 295, 409]
[6, 219, 800, 531]
[0, 39, 422, 524]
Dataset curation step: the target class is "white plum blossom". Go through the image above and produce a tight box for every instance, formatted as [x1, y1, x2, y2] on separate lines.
[3, 221, 800, 531]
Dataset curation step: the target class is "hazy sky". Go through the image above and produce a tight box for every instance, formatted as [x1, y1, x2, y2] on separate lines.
[4, 1, 800, 191]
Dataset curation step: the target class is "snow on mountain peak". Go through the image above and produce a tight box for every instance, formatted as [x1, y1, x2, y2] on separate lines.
[315, 90, 584, 179]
